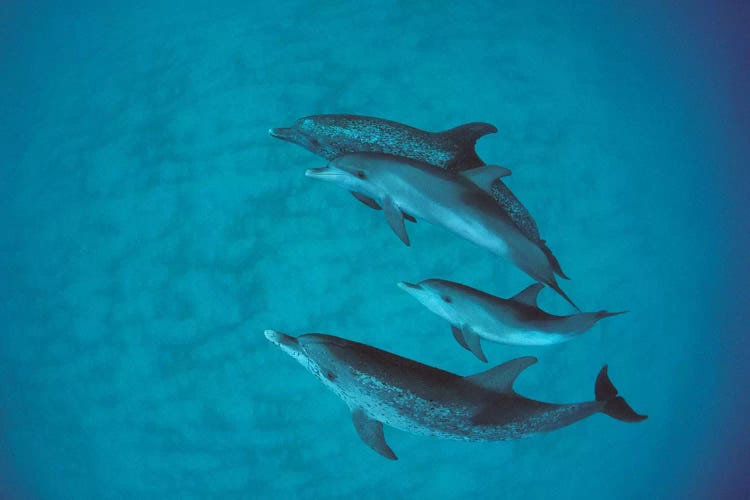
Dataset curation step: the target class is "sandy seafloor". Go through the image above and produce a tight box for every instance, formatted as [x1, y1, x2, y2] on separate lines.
[1, 1, 748, 499]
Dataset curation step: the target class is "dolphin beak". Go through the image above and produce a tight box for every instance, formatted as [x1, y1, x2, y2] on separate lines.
[268, 127, 295, 141]
[397, 281, 423, 293]
[264, 329, 299, 348]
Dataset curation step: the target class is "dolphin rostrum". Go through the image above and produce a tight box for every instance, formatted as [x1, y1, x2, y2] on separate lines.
[269, 114, 564, 275]
[305, 153, 578, 310]
[398, 279, 626, 362]
[264, 329, 647, 460]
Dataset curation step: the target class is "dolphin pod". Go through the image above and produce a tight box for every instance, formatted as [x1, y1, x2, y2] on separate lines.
[265, 330, 646, 460]
[267, 114, 644, 459]
[269, 114, 565, 271]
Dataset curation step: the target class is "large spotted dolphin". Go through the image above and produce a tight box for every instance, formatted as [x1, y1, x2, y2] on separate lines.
[269, 114, 566, 277]
[305, 153, 577, 310]
[264, 329, 646, 460]
[398, 279, 626, 362]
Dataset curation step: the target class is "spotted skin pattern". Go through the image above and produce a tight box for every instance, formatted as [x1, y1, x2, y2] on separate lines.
[271, 114, 543, 245]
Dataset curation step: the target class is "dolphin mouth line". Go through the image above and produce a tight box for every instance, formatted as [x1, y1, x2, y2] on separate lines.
[268, 127, 295, 140]
[397, 281, 422, 292]
[305, 168, 341, 178]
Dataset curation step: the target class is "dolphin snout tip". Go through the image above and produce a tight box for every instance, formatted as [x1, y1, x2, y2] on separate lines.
[264, 329, 298, 347]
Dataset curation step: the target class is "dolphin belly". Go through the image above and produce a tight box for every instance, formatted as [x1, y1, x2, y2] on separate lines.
[476, 324, 577, 346]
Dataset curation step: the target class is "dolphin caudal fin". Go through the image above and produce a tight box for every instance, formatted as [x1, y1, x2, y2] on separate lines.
[595, 365, 647, 423]
[545, 278, 580, 312]
[539, 240, 570, 280]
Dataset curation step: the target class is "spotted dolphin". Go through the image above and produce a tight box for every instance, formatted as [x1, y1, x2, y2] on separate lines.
[398, 279, 626, 362]
[305, 153, 577, 309]
[269, 114, 565, 276]
[265, 330, 646, 460]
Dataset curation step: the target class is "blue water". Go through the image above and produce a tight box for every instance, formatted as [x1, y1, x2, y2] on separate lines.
[2, 2, 748, 499]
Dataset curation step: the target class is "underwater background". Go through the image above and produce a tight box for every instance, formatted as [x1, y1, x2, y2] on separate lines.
[1, 1, 748, 499]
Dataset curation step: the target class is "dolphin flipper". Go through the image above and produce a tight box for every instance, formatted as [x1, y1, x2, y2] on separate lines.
[383, 197, 410, 246]
[460, 326, 487, 363]
[352, 408, 397, 460]
[352, 192, 416, 223]
[451, 325, 471, 352]
[351, 191, 382, 210]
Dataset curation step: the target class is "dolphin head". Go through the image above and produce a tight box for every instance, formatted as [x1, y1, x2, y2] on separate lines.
[265, 330, 359, 389]
[305, 155, 382, 199]
[269, 116, 339, 159]
[397, 279, 463, 324]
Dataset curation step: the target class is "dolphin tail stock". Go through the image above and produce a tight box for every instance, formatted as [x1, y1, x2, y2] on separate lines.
[595, 365, 647, 423]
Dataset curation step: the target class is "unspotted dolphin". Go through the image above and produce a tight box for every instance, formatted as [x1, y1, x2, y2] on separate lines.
[398, 279, 626, 362]
[265, 329, 646, 460]
[305, 153, 578, 310]
[269, 114, 563, 273]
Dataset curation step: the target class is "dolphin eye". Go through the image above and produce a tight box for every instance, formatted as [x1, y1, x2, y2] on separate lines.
[355, 171, 367, 179]
[442, 296, 452, 303]
[325, 370, 337, 381]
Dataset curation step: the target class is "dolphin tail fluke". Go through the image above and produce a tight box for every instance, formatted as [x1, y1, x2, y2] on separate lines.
[595, 365, 647, 423]
[545, 279, 580, 312]
[539, 240, 570, 280]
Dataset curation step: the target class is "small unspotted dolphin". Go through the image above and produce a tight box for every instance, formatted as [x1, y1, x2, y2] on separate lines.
[265, 329, 646, 460]
[269, 114, 562, 272]
[398, 279, 626, 362]
[305, 153, 578, 310]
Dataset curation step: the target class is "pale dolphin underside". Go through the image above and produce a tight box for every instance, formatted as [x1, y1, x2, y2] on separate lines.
[265, 330, 647, 460]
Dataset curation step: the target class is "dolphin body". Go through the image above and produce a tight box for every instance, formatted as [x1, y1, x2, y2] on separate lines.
[398, 279, 626, 362]
[265, 330, 646, 460]
[269, 114, 562, 272]
[305, 153, 578, 310]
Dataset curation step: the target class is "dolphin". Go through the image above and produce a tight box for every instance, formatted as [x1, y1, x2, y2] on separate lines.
[264, 329, 647, 460]
[269, 114, 565, 276]
[305, 153, 578, 310]
[398, 279, 626, 362]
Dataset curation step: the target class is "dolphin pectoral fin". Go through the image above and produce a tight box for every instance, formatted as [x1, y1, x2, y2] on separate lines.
[352, 408, 397, 460]
[451, 325, 471, 352]
[460, 165, 512, 193]
[351, 191, 382, 210]
[510, 283, 545, 307]
[461, 327, 487, 363]
[466, 356, 538, 393]
[383, 197, 410, 246]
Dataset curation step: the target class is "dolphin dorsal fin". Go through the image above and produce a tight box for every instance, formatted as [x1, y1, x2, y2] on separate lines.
[510, 283, 545, 307]
[442, 122, 498, 143]
[460, 165, 512, 193]
[465, 356, 538, 393]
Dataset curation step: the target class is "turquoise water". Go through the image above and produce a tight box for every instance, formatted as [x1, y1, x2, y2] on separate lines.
[2, 2, 748, 499]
